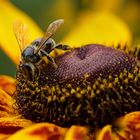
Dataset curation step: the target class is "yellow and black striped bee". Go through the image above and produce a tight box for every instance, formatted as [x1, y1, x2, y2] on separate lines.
[13, 19, 70, 80]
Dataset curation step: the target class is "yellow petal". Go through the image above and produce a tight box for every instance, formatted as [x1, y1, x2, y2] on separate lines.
[0, 117, 32, 139]
[0, 88, 15, 117]
[0, 1, 43, 64]
[64, 126, 87, 140]
[96, 111, 140, 140]
[0, 134, 10, 140]
[8, 123, 67, 140]
[96, 125, 115, 140]
[62, 12, 132, 49]
[114, 111, 140, 139]
[0, 75, 15, 96]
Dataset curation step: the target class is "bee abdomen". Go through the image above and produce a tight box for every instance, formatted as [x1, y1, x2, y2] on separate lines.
[15, 44, 140, 128]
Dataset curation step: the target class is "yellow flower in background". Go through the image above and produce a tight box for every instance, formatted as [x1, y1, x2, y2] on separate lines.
[62, 12, 132, 48]
[0, 1, 132, 64]
[0, 0, 140, 140]
[0, 0, 42, 64]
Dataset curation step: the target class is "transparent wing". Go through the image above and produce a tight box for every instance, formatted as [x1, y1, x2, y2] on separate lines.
[13, 20, 30, 52]
[36, 19, 64, 53]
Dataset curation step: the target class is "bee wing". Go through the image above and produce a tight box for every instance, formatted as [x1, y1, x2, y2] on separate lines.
[13, 20, 30, 52]
[36, 19, 64, 53]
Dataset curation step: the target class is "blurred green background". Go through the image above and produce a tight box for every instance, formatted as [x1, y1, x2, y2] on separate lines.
[1, 0, 140, 77]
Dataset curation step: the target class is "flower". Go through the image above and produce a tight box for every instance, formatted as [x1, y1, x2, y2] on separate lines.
[62, 11, 132, 48]
[96, 112, 140, 140]
[0, 1, 140, 140]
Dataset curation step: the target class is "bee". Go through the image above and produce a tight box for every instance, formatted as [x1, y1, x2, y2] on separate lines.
[13, 19, 70, 81]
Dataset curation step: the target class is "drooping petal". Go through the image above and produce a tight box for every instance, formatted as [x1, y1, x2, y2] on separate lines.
[96, 111, 140, 140]
[0, 89, 15, 117]
[62, 12, 132, 49]
[0, 117, 32, 140]
[0, 0, 43, 64]
[0, 134, 10, 140]
[64, 126, 87, 140]
[0, 75, 15, 96]
[96, 125, 115, 140]
[114, 111, 140, 139]
[7, 123, 67, 140]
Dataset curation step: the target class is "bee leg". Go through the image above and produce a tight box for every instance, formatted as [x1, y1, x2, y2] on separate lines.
[55, 44, 72, 51]
[40, 49, 58, 68]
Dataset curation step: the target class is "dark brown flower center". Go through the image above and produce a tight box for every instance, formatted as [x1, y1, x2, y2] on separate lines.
[15, 44, 140, 129]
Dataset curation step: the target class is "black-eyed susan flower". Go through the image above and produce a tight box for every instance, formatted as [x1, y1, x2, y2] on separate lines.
[0, 1, 140, 140]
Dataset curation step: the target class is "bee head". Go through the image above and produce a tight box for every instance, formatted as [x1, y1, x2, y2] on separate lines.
[21, 45, 40, 63]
